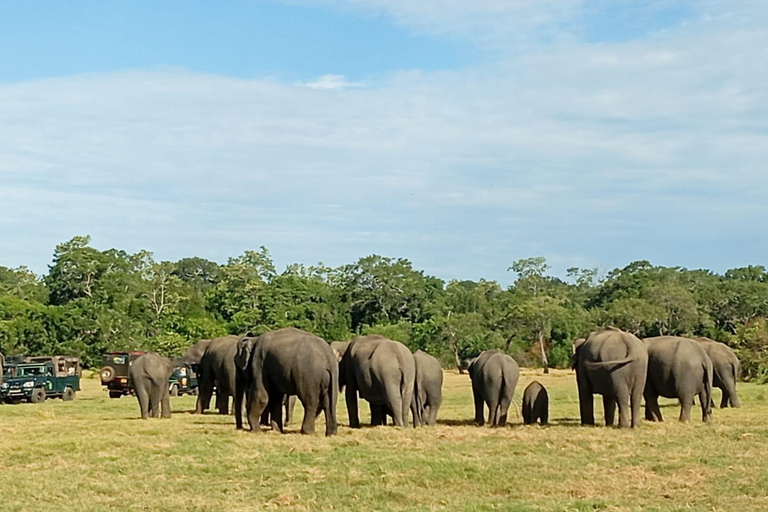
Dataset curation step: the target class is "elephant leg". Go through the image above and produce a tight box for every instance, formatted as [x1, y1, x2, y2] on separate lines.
[472, 382, 486, 427]
[603, 396, 616, 427]
[678, 394, 693, 423]
[389, 392, 405, 428]
[150, 385, 164, 418]
[234, 379, 246, 430]
[699, 390, 711, 422]
[247, 384, 269, 432]
[299, 395, 319, 435]
[487, 398, 499, 427]
[382, 379, 404, 427]
[135, 383, 150, 419]
[725, 381, 740, 408]
[646, 393, 663, 422]
[577, 371, 594, 426]
[269, 393, 285, 433]
[630, 386, 643, 428]
[260, 407, 271, 426]
[195, 379, 213, 414]
[285, 395, 297, 425]
[497, 394, 512, 427]
[370, 403, 384, 426]
[216, 392, 230, 415]
[719, 388, 729, 409]
[540, 402, 549, 426]
[616, 387, 631, 429]
[160, 388, 171, 419]
[346, 384, 361, 429]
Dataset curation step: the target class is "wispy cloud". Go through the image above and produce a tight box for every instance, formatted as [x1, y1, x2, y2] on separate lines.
[299, 74, 364, 89]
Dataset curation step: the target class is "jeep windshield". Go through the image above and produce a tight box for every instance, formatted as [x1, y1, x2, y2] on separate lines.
[16, 365, 47, 377]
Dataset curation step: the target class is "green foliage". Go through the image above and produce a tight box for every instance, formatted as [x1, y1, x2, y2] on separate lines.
[733, 320, 768, 383]
[3, 237, 768, 379]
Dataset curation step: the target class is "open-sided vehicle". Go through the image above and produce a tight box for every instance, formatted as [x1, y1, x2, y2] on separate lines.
[169, 361, 199, 397]
[0, 356, 81, 404]
[100, 351, 145, 398]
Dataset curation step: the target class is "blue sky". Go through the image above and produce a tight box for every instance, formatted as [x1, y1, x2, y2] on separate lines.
[1, 0, 767, 283]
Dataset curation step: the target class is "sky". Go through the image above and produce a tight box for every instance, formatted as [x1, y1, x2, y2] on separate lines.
[1, 0, 767, 284]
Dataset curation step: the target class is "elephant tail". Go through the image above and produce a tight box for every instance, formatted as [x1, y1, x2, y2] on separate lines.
[703, 360, 713, 418]
[412, 375, 423, 427]
[584, 358, 634, 370]
[324, 367, 338, 435]
[584, 340, 646, 372]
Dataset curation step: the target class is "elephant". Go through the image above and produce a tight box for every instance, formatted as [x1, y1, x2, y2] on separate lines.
[235, 327, 338, 436]
[339, 335, 416, 428]
[573, 327, 648, 428]
[412, 350, 443, 426]
[643, 336, 713, 423]
[180, 338, 213, 365]
[696, 337, 741, 408]
[468, 350, 520, 427]
[129, 353, 173, 419]
[522, 381, 548, 426]
[195, 335, 240, 415]
[330, 341, 350, 362]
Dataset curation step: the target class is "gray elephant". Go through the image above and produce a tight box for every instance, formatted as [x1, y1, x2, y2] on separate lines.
[643, 336, 713, 423]
[339, 335, 416, 428]
[468, 350, 520, 427]
[522, 381, 548, 425]
[129, 353, 173, 419]
[330, 341, 350, 362]
[235, 327, 338, 436]
[411, 350, 443, 426]
[697, 337, 740, 408]
[180, 338, 213, 365]
[195, 335, 240, 415]
[573, 327, 648, 428]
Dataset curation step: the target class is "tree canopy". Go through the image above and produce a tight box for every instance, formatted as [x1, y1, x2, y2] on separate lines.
[2, 236, 767, 381]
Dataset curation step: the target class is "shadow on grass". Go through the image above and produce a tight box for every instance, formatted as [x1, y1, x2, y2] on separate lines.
[437, 418, 478, 427]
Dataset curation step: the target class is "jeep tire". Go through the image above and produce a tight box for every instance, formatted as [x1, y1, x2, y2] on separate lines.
[30, 388, 46, 403]
[108, 390, 122, 399]
[170, 384, 179, 397]
[62, 387, 75, 401]
[100, 366, 116, 383]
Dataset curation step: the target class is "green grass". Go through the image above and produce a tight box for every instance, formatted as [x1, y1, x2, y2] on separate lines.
[2, 370, 768, 511]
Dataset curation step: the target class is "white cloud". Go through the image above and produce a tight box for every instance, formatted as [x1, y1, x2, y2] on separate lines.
[1, 2, 767, 280]
[299, 74, 364, 89]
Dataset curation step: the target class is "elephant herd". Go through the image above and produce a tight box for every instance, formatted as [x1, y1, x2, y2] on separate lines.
[573, 327, 741, 428]
[128, 326, 741, 433]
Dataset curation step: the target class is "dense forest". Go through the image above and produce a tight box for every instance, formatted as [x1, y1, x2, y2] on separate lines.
[2, 236, 767, 381]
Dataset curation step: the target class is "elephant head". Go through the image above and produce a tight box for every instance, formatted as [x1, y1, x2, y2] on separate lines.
[235, 334, 257, 373]
[571, 338, 587, 369]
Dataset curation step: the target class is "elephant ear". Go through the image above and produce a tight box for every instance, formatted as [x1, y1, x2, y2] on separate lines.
[235, 336, 256, 371]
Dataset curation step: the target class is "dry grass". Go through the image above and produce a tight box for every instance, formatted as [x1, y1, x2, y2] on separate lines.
[2, 368, 768, 511]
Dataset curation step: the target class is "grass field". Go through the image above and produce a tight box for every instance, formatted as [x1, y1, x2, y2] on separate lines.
[1, 369, 768, 512]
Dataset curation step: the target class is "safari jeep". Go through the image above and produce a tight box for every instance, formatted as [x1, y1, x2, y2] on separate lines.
[0, 356, 81, 404]
[169, 361, 198, 397]
[100, 351, 145, 398]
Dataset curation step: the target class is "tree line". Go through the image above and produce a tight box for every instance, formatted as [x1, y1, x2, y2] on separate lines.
[1, 236, 767, 381]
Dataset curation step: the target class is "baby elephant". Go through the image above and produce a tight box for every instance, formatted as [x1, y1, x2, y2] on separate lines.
[522, 381, 548, 425]
[129, 353, 173, 419]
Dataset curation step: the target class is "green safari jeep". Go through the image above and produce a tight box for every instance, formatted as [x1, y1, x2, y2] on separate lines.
[0, 356, 81, 404]
[169, 361, 198, 397]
